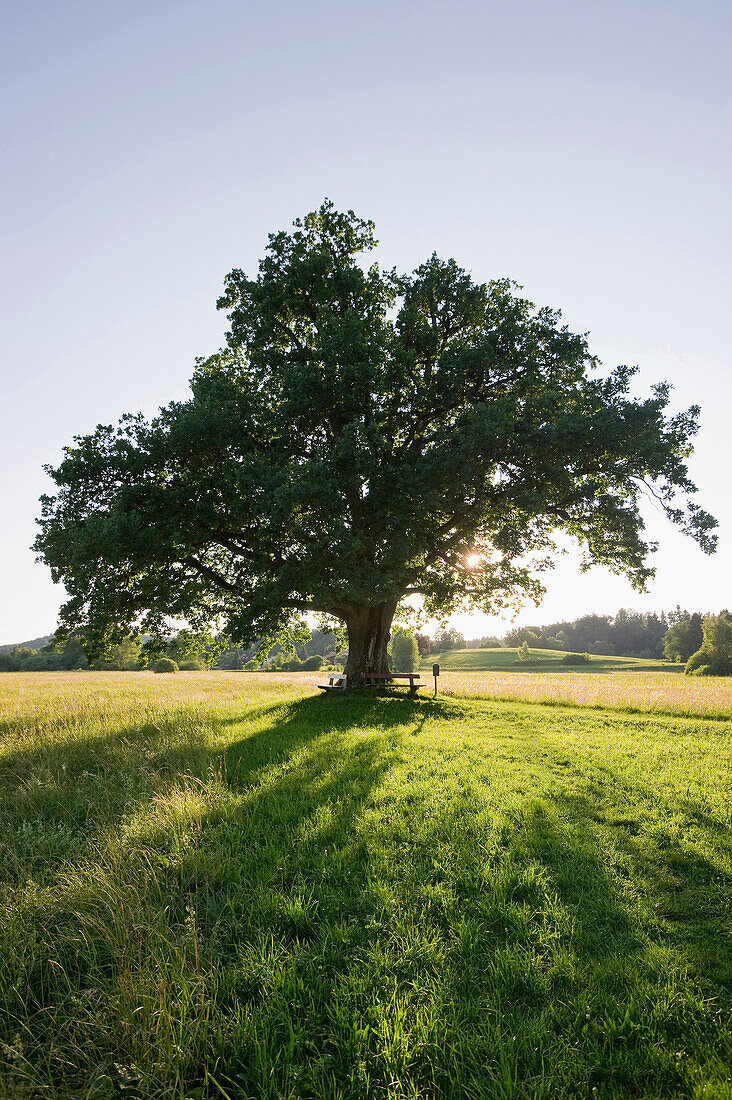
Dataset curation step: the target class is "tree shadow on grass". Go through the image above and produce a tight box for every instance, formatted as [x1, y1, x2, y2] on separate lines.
[199, 723, 729, 1100]
[551, 788, 732, 987]
[1, 695, 730, 1099]
[0, 692, 436, 886]
[433, 785, 731, 1099]
[0, 694, 430, 1098]
[0, 700, 297, 884]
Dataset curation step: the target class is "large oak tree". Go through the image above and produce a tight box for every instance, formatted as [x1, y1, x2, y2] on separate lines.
[36, 201, 716, 680]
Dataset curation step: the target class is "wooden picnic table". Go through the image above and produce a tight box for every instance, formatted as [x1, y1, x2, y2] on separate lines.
[362, 672, 425, 693]
[317, 671, 425, 693]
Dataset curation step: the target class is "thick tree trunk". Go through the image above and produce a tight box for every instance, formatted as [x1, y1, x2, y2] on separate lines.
[343, 600, 397, 685]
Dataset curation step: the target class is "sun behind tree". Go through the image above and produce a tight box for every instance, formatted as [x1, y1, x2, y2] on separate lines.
[35, 201, 716, 683]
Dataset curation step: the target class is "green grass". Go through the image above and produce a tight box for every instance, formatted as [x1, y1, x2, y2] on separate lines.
[424, 647, 676, 673]
[0, 672, 730, 1099]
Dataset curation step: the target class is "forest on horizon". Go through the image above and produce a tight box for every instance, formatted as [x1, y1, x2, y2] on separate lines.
[0, 605, 717, 673]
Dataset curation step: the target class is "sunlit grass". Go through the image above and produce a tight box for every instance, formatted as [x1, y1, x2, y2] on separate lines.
[440, 669, 732, 719]
[0, 672, 730, 1098]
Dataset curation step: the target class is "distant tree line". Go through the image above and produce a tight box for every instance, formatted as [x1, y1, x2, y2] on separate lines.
[0, 631, 216, 672]
[217, 630, 345, 672]
[503, 609, 671, 659]
[415, 606, 730, 673]
[0, 635, 135, 672]
[2, 608, 730, 675]
[681, 613, 732, 676]
[0, 628, 345, 673]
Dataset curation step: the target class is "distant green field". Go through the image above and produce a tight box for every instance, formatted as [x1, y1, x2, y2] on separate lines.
[0, 672, 729, 1099]
[423, 646, 677, 673]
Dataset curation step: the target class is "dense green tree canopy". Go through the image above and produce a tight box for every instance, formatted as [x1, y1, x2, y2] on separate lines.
[390, 629, 420, 674]
[685, 614, 732, 676]
[35, 201, 716, 679]
[663, 612, 704, 662]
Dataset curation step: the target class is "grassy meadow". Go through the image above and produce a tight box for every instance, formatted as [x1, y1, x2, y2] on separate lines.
[0, 671, 730, 1098]
[439, 670, 732, 721]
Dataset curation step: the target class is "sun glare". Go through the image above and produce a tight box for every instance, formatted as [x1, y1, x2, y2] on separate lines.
[466, 554, 481, 568]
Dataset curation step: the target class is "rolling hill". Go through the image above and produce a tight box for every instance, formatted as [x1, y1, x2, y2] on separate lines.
[421, 647, 677, 673]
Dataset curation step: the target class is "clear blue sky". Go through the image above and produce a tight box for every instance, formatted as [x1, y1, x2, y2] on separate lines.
[2, 0, 730, 643]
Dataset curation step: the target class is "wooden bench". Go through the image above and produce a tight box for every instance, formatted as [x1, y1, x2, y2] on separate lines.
[362, 672, 425, 694]
[316, 672, 347, 692]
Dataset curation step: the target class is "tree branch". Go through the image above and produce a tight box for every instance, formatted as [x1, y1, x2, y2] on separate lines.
[285, 598, 351, 617]
[211, 530, 285, 570]
[187, 556, 240, 594]
[272, 317, 306, 354]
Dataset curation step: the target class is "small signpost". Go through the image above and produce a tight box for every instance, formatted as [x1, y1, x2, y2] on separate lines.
[432, 662, 440, 696]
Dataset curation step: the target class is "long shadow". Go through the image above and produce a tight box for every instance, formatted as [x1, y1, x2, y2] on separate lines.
[552, 789, 732, 986]
[2, 693, 729, 1099]
[439, 772, 732, 1096]
[0, 700, 299, 884]
[0, 693, 442, 886]
[0, 693, 424, 1096]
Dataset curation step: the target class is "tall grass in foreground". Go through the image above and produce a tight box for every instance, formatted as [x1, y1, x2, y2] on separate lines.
[0, 672, 730, 1098]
